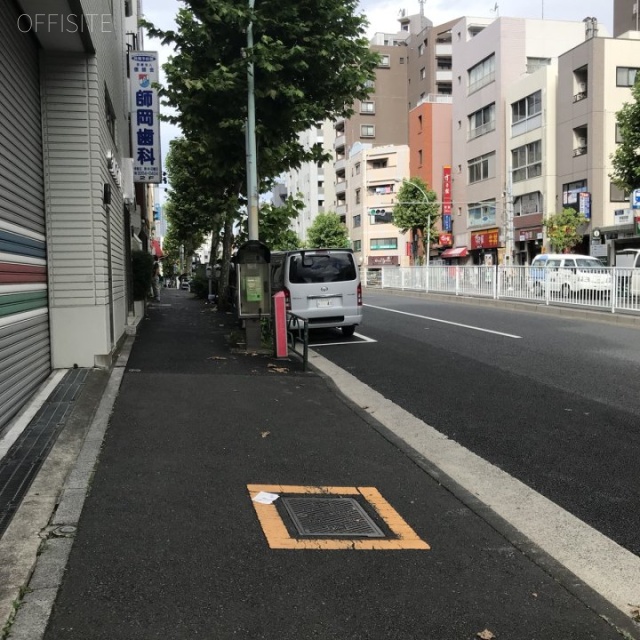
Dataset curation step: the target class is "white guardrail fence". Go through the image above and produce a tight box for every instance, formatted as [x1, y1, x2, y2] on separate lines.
[363, 265, 640, 315]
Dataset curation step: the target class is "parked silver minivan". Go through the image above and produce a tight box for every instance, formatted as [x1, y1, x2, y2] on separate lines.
[270, 248, 363, 336]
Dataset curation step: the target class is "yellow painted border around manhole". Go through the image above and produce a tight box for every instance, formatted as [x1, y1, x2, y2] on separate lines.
[247, 484, 430, 550]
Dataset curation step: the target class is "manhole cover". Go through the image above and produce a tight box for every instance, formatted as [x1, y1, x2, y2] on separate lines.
[281, 497, 385, 538]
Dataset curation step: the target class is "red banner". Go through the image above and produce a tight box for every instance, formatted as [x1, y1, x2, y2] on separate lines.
[471, 228, 499, 249]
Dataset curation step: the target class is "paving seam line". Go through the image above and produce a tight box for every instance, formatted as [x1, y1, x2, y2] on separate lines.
[4, 337, 134, 640]
[307, 349, 640, 639]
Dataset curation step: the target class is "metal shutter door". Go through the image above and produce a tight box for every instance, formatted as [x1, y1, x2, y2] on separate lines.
[0, 1, 51, 434]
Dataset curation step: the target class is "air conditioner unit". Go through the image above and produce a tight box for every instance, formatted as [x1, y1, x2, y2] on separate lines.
[578, 82, 586, 91]
[578, 137, 587, 146]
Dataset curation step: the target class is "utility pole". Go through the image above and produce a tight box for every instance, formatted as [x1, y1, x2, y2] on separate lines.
[246, 0, 259, 241]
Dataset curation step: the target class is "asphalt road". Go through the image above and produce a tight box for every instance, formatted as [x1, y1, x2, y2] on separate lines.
[309, 292, 640, 558]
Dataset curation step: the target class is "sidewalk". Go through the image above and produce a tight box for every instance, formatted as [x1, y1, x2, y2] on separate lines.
[5, 288, 639, 639]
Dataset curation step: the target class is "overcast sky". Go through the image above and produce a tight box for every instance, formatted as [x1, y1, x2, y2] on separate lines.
[143, 0, 614, 173]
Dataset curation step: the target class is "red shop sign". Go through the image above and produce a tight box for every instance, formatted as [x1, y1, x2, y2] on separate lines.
[471, 228, 499, 249]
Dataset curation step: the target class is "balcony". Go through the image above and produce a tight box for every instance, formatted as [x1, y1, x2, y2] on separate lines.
[334, 134, 346, 150]
[436, 70, 452, 82]
[334, 158, 346, 173]
[335, 180, 347, 194]
[573, 90, 587, 103]
[336, 204, 347, 216]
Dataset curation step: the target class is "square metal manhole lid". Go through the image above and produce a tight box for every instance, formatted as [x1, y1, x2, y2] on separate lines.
[281, 496, 385, 538]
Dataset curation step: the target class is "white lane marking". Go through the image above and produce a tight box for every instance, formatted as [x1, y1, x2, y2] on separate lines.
[310, 332, 377, 347]
[365, 303, 522, 339]
[308, 350, 640, 618]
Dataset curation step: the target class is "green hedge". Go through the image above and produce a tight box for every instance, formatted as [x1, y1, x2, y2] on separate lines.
[132, 250, 154, 300]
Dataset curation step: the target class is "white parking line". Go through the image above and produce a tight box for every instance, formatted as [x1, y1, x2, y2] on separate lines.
[311, 332, 377, 347]
[365, 304, 522, 339]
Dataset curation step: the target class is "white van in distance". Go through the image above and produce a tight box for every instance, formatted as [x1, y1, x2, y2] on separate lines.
[270, 248, 363, 336]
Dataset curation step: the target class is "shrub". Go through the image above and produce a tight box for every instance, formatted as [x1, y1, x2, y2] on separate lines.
[132, 250, 154, 300]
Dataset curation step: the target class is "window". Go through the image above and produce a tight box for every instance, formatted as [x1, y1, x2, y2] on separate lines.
[616, 67, 639, 87]
[526, 57, 550, 74]
[369, 158, 387, 169]
[468, 54, 495, 93]
[105, 88, 117, 144]
[418, 43, 425, 56]
[468, 152, 495, 184]
[360, 101, 375, 113]
[360, 124, 375, 138]
[418, 115, 423, 131]
[562, 180, 587, 209]
[512, 141, 541, 182]
[353, 214, 362, 227]
[355, 163, 361, 175]
[418, 149, 423, 165]
[513, 191, 542, 216]
[355, 189, 361, 204]
[512, 90, 541, 124]
[379, 54, 390, 67]
[420, 67, 426, 80]
[511, 90, 542, 136]
[370, 238, 398, 250]
[468, 103, 495, 139]
[615, 123, 624, 143]
[365, 79, 375, 89]
[400, 57, 405, 64]
[467, 200, 497, 228]
[610, 182, 629, 202]
[353, 240, 362, 252]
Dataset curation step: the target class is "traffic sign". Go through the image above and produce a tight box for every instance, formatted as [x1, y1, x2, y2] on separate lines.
[632, 188, 640, 210]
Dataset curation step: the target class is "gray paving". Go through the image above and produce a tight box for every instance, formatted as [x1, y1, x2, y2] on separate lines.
[6, 288, 640, 639]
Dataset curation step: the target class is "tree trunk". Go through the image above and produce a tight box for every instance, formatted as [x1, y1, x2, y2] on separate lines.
[217, 214, 235, 311]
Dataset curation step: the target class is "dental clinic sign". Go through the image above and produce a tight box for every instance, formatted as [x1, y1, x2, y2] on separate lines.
[130, 52, 161, 183]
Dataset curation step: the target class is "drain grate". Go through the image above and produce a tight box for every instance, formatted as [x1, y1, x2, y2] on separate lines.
[281, 496, 385, 538]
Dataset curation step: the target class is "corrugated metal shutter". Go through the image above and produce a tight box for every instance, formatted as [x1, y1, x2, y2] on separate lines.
[0, 1, 51, 434]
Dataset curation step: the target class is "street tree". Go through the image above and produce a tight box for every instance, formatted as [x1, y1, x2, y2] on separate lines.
[392, 178, 440, 264]
[238, 195, 304, 251]
[144, 0, 378, 187]
[543, 207, 588, 253]
[611, 75, 640, 192]
[306, 213, 350, 249]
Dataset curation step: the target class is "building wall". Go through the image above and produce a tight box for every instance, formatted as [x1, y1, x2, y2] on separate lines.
[614, 0, 640, 37]
[556, 33, 640, 252]
[39, 1, 131, 367]
[347, 145, 411, 268]
[451, 16, 591, 260]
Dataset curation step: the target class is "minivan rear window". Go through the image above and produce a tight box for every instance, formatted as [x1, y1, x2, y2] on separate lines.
[289, 253, 357, 284]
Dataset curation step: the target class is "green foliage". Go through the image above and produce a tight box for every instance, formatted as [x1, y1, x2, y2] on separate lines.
[143, 0, 378, 187]
[306, 212, 350, 248]
[238, 195, 303, 250]
[393, 178, 440, 263]
[189, 271, 210, 299]
[543, 208, 588, 253]
[131, 250, 154, 300]
[611, 75, 640, 192]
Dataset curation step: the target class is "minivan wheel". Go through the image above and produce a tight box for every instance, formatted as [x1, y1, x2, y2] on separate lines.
[342, 325, 356, 337]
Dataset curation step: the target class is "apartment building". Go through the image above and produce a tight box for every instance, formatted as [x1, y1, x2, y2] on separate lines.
[614, 0, 640, 36]
[451, 17, 591, 265]
[285, 122, 336, 241]
[408, 97, 453, 261]
[0, 1, 142, 431]
[504, 63, 559, 264]
[348, 145, 411, 268]
[556, 29, 640, 262]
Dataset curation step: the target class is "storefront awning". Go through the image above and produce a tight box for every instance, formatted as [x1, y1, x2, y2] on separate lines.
[441, 247, 468, 258]
[151, 238, 164, 258]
